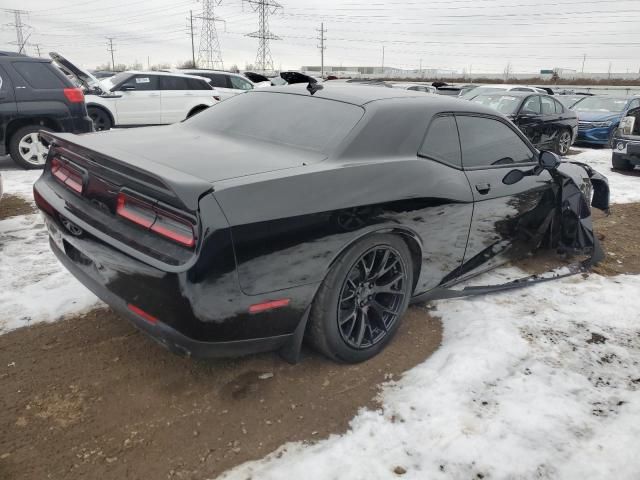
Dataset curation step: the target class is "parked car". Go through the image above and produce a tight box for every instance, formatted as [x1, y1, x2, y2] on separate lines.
[571, 95, 640, 147]
[461, 85, 547, 100]
[50, 53, 219, 131]
[391, 83, 436, 94]
[0, 51, 93, 169]
[173, 69, 262, 101]
[556, 94, 591, 109]
[471, 92, 577, 155]
[34, 85, 608, 364]
[611, 106, 640, 170]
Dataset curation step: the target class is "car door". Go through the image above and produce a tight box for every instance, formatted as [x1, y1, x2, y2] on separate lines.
[159, 75, 193, 124]
[414, 114, 474, 291]
[540, 95, 561, 149]
[113, 74, 161, 125]
[456, 114, 555, 280]
[514, 95, 544, 147]
[0, 65, 17, 151]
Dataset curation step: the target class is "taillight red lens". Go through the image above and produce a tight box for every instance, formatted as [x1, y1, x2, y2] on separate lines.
[63, 87, 85, 103]
[116, 192, 196, 248]
[51, 157, 84, 193]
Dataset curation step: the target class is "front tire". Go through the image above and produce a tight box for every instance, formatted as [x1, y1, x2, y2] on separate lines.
[88, 106, 113, 131]
[612, 153, 634, 171]
[9, 125, 54, 169]
[307, 234, 414, 363]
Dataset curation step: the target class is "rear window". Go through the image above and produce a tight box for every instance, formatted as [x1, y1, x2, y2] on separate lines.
[13, 61, 69, 89]
[188, 91, 364, 153]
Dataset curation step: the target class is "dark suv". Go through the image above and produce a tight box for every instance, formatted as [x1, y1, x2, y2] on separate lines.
[0, 51, 93, 169]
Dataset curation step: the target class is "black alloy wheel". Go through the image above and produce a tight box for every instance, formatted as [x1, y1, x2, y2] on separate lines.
[337, 246, 408, 349]
[307, 234, 413, 363]
[556, 130, 572, 156]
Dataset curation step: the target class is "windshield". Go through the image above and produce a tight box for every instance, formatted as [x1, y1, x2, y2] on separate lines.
[461, 86, 506, 100]
[572, 96, 628, 113]
[187, 91, 364, 153]
[100, 72, 130, 91]
[471, 94, 522, 115]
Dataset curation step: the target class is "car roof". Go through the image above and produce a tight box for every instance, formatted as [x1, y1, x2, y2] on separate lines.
[473, 91, 550, 98]
[122, 70, 211, 81]
[252, 83, 500, 114]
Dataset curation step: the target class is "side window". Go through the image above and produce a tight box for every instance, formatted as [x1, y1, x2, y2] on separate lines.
[229, 75, 253, 90]
[12, 61, 68, 89]
[512, 87, 532, 92]
[540, 96, 555, 115]
[456, 115, 535, 168]
[187, 78, 211, 90]
[128, 75, 159, 91]
[205, 73, 229, 88]
[521, 96, 541, 114]
[553, 98, 565, 113]
[418, 115, 462, 168]
[160, 76, 189, 90]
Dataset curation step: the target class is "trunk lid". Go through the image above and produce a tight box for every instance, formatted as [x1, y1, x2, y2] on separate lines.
[49, 51, 105, 93]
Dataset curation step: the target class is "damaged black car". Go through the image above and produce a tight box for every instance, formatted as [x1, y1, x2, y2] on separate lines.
[33, 85, 609, 364]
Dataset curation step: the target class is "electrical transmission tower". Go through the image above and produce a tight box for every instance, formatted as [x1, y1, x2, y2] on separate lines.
[4, 9, 30, 54]
[245, 0, 282, 73]
[317, 22, 326, 79]
[197, 0, 225, 70]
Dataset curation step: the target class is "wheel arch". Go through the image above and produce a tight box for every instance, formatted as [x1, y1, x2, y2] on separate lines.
[5, 117, 62, 151]
[325, 226, 423, 295]
[86, 103, 115, 125]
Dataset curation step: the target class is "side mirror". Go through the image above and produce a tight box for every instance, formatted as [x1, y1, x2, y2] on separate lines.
[539, 151, 560, 170]
[120, 83, 136, 91]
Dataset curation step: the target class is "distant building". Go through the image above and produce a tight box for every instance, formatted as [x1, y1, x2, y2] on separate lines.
[300, 65, 455, 79]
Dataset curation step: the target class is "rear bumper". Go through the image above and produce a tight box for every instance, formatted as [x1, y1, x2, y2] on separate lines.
[34, 175, 318, 359]
[61, 115, 94, 134]
[51, 238, 292, 358]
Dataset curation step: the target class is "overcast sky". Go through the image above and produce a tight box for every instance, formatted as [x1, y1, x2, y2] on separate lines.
[1, 0, 639, 74]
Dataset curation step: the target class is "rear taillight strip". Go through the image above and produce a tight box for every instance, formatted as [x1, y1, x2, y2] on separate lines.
[116, 192, 196, 248]
[51, 157, 84, 194]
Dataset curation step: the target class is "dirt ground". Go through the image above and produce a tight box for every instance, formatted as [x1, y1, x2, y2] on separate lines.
[0, 195, 36, 220]
[1, 202, 638, 480]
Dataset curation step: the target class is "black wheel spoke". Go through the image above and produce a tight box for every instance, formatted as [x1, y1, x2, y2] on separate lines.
[337, 245, 407, 350]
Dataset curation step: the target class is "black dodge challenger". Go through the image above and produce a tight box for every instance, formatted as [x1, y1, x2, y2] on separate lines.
[33, 85, 609, 364]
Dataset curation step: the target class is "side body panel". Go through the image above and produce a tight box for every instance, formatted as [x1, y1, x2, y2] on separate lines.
[0, 64, 17, 153]
[214, 158, 474, 296]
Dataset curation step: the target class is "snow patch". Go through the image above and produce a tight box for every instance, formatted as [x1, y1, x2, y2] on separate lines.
[216, 269, 640, 480]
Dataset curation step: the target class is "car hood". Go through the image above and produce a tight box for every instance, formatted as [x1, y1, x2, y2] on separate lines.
[49, 51, 104, 92]
[573, 111, 622, 123]
[54, 124, 326, 184]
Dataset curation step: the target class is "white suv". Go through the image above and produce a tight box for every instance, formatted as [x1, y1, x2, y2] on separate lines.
[176, 70, 261, 101]
[51, 53, 219, 130]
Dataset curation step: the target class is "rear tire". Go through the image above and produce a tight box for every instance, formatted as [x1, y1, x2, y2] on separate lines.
[307, 234, 414, 363]
[9, 125, 54, 170]
[554, 129, 572, 156]
[88, 106, 113, 131]
[612, 153, 634, 171]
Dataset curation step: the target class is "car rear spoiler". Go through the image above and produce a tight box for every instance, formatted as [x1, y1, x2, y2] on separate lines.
[41, 131, 214, 212]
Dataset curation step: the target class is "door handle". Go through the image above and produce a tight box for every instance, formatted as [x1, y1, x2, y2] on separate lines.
[475, 183, 491, 195]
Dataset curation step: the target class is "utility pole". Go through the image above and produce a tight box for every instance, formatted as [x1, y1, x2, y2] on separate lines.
[381, 45, 385, 75]
[581, 54, 586, 74]
[188, 10, 196, 67]
[317, 22, 326, 79]
[419, 58, 422, 79]
[4, 9, 30, 54]
[197, 0, 225, 70]
[33, 43, 41, 57]
[245, 0, 283, 73]
[608, 62, 612, 80]
[106, 37, 116, 70]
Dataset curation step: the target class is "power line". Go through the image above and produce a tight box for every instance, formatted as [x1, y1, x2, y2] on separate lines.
[197, 0, 225, 70]
[244, 0, 282, 73]
[317, 22, 326, 79]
